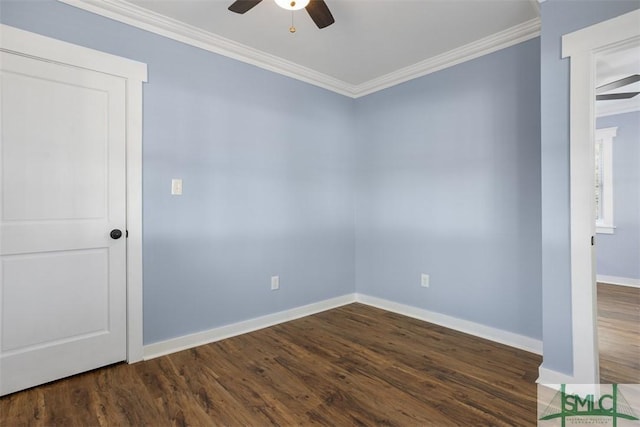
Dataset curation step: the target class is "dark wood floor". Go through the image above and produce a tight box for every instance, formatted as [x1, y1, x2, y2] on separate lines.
[2, 304, 542, 426]
[598, 283, 640, 384]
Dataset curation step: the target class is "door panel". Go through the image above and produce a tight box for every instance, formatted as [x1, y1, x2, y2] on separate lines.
[2, 249, 109, 352]
[0, 51, 127, 395]
[2, 70, 108, 221]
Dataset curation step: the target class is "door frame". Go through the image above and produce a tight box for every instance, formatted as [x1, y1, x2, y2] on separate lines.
[561, 9, 640, 383]
[0, 24, 148, 363]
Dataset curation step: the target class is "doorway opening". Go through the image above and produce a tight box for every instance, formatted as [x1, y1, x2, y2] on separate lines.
[562, 9, 640, 384]
[594, 41, 640, 384]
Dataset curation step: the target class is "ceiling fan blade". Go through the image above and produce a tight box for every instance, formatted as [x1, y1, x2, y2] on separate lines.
[596, 92, 640, 101]
[596, 74, 640, 94]
[306, 0, 334, 29]
[228, 0, 263, 14]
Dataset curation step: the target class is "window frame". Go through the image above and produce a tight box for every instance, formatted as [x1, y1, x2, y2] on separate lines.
[595, 126, 617, 234]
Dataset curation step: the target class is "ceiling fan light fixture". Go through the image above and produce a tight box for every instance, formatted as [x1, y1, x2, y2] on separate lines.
[275, 0, 309, 11]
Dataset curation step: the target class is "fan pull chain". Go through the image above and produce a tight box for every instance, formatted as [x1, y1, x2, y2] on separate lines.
[289, 11, 296, 33]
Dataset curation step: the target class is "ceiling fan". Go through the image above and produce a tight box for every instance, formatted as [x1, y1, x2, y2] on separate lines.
[596, 74, 640, 101]
[228, 0, 335, 30]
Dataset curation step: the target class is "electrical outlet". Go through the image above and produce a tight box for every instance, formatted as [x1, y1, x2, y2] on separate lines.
[421, 273, 430, 288]
[271, 275, 280, 290]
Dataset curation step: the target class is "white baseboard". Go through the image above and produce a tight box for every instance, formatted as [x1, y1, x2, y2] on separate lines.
[597, 274, 640, 288]
[537, 365, 575, 384]
[144, 292, 544, 361]
[143, 294, 356, 360]
[354, 293, 543, 355]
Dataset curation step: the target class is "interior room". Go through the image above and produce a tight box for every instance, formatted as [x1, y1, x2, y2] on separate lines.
[1, 0, 639, 424]
[594, 42, 640, 385]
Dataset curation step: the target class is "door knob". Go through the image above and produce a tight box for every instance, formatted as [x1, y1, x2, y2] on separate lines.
[110, 229, 123, 240]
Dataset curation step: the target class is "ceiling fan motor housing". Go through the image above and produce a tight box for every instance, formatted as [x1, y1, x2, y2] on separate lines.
[228, 0, 335, 29]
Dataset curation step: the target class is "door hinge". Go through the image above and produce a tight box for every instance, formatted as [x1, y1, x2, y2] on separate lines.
[126, 230, 129, 238]
[591, 235, 595, 246]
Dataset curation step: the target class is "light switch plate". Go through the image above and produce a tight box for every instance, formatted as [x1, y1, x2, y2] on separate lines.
[171, 178, 182, 195]
[421, 273, 430, 288]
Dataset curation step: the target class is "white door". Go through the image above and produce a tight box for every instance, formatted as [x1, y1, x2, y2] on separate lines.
[0, 51, 128, 396]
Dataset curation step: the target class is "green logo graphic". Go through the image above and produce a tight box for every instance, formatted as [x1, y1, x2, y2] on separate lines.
[540, 384, 639, 427]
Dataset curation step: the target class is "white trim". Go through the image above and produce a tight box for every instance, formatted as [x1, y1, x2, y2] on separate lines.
[143, 294, 356, 360]
[144, 292, 543, 360]
[595, 225, 615, 234]
[566, 29, 600, 387]
[352, 18, 541, 98]
[597, 100, 640, 118]
[527, 0, 541, 16]
[355, 294, 542, 355]
[597, 275, 640, 288]
[562, 11, 640, 57]
[0, 23, 146, 81]
[57, 0, 354, 97]
[0, 24, 148, 364]
[595, 126, 618, 143]
[56, 0, 539, 98]
[595, 126, 617, 232]
[537, 365, 575, 385]
[124, 77, 145, 363]
[561, 9, 640, 385]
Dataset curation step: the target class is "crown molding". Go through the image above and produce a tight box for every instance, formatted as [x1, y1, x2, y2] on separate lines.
[596, 100, 640, 117]
[57, 0, 540, 99]
[57, 0, 355, 97]
[528, 0, 541, 18]
[352, 18, 541, 98]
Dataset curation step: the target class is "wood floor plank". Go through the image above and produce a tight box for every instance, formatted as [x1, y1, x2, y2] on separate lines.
[598, 283, 640, 384]
[2, 303, 551, 426]
[5, 290, 634, 426]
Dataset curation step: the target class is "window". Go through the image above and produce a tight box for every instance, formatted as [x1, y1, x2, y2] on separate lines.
[595, 127, 617, 234]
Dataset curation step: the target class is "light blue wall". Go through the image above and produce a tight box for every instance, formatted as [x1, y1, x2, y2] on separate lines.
[354, 38, 542, 339]
[540, 0, 640, 375]
[0, 0, 356, 344]
[596, 111, 640, 280]
[13, 0, 627, 364]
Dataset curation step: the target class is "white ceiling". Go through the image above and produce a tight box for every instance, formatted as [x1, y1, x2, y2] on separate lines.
[596, 42, 640, 117]
[62, 0, 541, 96]
[54, 0, 640, 113]
[126, 0, 539, 85]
